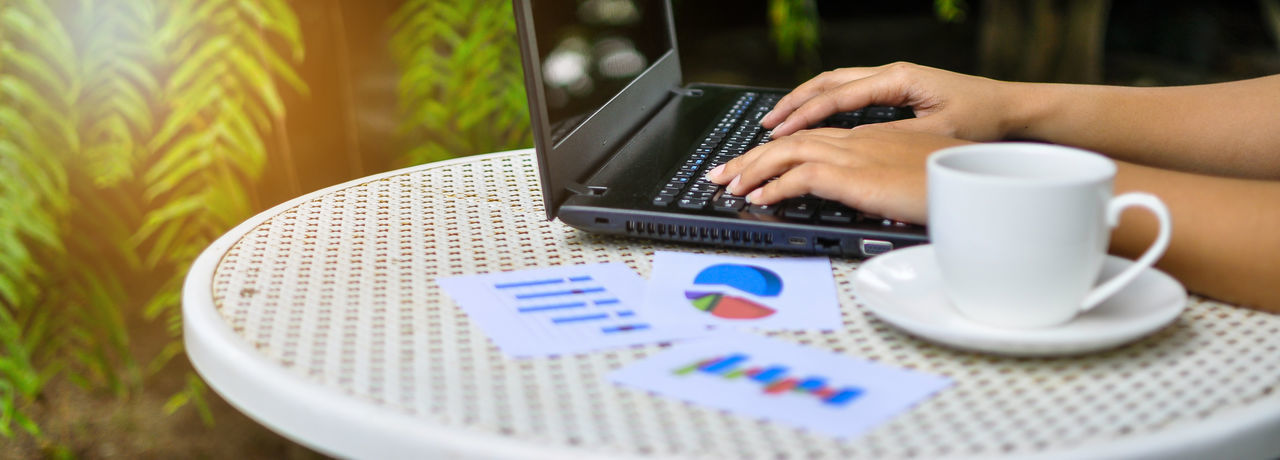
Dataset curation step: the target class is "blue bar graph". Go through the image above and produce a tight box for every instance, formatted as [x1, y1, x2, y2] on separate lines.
[674, 354, 866, 408]
[702, 354, 748, 374]
[517, 301, 586, 313]
[752, 366, 788, 382]
[495, 275, 594, 289]
[516, 287, 606, 299]
[495, 278, 564, 289]
[493, 270, 651, 340]
[797, 377, 827, 392]
[602, 324, 650, 334]
[825, 388, 863, 405]
[551, 313, 610, 324]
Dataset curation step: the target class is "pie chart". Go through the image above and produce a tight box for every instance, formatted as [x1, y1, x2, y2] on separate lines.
[684, 264, 782, 319]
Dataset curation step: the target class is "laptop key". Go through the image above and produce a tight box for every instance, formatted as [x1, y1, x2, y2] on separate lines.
[747, 203, 779, 215]
[782, 199, 819, 220]
[677, 198, 709, 210]
[866, 106, 898, 119]
[653, 195, 674, 206]
[713, 196, 747, 212]
[818, 204, 856, 224]
[861, 213, 895, 226]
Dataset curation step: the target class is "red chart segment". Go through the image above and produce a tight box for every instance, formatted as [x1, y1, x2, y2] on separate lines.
[687, 292, 776, 319]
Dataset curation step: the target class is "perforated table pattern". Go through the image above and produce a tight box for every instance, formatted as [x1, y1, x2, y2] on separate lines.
[189, 149, 1280, 459]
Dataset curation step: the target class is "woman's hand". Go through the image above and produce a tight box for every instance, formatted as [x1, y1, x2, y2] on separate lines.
[762, 62, 1024, 142]
[705, 124, 971, 224]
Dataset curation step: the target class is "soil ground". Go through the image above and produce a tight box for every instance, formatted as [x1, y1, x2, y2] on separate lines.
[4, 359, 328, 460]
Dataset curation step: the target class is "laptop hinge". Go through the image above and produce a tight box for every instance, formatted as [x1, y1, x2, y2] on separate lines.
[565, 182, 608, 196]
[670, 87, 704, 97]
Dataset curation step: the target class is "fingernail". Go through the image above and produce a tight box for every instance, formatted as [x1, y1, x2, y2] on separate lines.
[727, 175, 741, 194]
[746, 189, 763, 204]
[773, 121, 787, 134]
[762, 109, 775, 122]
[705, 164, 725, 181]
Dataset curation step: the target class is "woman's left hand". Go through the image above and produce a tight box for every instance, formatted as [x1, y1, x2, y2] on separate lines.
[705, 124, 971, 224]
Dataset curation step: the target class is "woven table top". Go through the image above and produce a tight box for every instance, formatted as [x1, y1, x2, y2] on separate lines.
[188, 149, 1280, 459]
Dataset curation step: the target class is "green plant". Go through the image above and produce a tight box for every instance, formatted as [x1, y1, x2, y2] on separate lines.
[0, 0, 305, 443]
[139, 0, 307, 424]
[1, 0, 102, 438]
[769, 0, 821, 72]
[389, 0, 533, 165]
[935, 0, 968, 23]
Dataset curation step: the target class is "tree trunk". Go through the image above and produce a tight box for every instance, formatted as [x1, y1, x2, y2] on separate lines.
[979, 0, 1112, 83]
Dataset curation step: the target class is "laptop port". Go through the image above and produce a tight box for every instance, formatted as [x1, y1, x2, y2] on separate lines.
[860, 239, 894, 256]
[787, 236, 807, 246]
[815, 237, 841, 254]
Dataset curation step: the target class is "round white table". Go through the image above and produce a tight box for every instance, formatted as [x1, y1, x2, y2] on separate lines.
[184, 148, 1280, 459]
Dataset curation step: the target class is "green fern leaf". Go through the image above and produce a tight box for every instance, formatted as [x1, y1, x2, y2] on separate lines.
[165, 35, 232, 95]
[225, 46, 285, 117]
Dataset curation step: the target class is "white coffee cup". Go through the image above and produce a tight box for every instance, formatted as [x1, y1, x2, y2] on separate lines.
[927, 143, 1171, 329]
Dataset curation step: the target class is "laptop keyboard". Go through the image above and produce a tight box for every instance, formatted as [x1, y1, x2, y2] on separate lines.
[652, 92, 917, 227]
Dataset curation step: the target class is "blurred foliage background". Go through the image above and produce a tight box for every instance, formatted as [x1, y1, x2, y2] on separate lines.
[0, 0, 1276, 457]
[2, 0, 307, 455]
[388, 0, 531, 165]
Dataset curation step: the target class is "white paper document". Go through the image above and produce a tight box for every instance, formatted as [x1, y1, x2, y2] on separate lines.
[436, 263, 704, 357]
[610, 331, 952, 439]
[643, 251, 842, 331]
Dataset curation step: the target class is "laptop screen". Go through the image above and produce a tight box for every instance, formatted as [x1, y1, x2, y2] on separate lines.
[531, 0, 670, 144]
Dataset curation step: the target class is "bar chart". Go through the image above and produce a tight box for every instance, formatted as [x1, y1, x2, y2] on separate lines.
[436, 263, 702, 357]
[611, 331, 952, 439]
[494, 274, 651, 335]
[673, 353, 865, 407]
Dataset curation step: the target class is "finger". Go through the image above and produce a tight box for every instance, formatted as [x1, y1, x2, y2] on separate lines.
[724, 135, 846, 196]
[704, 146, 763, 185]
[771, 67, 918, 138]
[743, 163, 847, 205]
[704, 140, 778, 187]
[708, 128, 858, 188]
[705, 133, 790, 185]
[761, 67, 885, 128]
[745, 163, 928, 224]
[791, 127, 857, 138]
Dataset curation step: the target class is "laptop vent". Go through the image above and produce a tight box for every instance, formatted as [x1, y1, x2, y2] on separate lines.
[624, 220, 774, 245]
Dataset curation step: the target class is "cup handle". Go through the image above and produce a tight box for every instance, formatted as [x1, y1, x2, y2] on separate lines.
[1080, 192, 1172, 311]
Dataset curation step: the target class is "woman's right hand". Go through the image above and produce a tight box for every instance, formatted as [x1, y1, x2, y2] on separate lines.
[762, 62, 1026, 142]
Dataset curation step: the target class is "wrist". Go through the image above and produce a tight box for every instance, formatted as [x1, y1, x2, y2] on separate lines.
[999, 81, 1060, 141]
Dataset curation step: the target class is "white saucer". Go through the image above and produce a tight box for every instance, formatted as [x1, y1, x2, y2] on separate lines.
[852, 245, 1187, 357]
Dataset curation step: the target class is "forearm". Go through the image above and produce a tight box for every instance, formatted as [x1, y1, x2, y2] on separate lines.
[1109, 161, 1280, 312]
[1005, 76, 1280, 179]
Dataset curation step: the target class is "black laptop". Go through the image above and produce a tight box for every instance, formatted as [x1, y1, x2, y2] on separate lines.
[512, 0, 928, 257]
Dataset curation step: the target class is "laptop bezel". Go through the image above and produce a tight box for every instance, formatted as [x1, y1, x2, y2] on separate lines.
[513, 0, 685, 220]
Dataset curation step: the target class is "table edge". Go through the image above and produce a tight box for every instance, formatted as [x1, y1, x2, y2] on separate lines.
[182, 148, 1280, 459]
